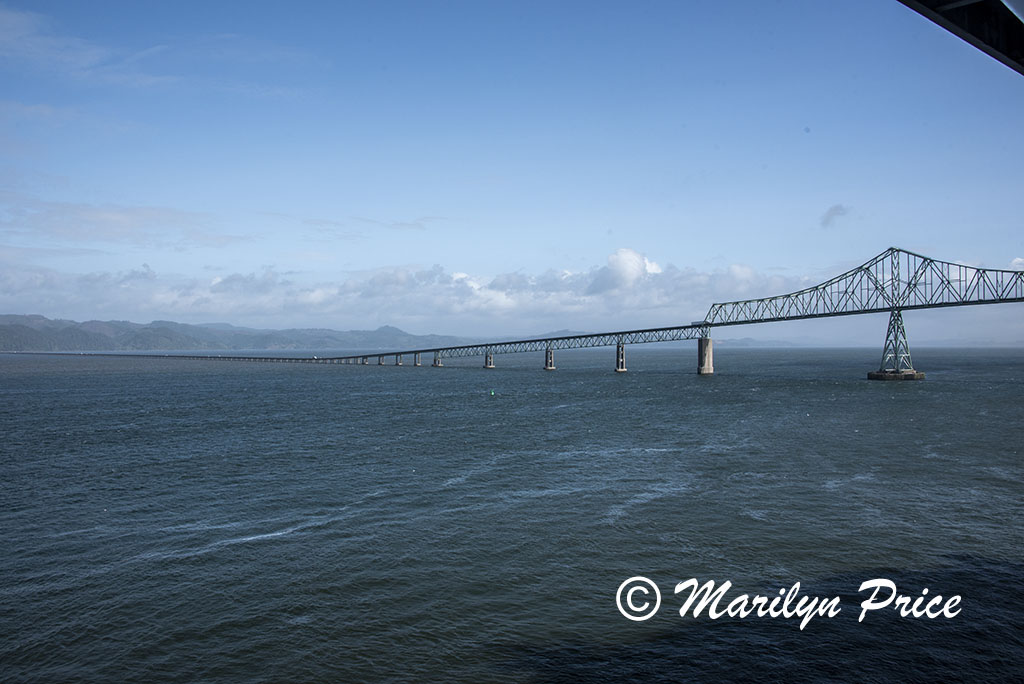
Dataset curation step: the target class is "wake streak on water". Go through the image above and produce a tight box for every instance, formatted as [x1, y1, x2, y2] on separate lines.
[603, 477, 696, 524]
[135, 515, 347, 562]
[134, 490, 390, 561]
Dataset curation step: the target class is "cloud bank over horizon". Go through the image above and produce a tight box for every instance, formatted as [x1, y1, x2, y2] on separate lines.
[0, 246, 810, 336]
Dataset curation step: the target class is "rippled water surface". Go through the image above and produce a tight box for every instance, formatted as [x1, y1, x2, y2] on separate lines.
[2, 347, 1022, 682]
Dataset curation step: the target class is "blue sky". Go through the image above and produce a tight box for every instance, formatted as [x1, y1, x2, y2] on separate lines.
[1, 0, 1022, 342]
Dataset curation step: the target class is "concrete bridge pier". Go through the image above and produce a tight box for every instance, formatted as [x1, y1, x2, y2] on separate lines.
[615, 343, 627, 372]
[361, 357, 368, 365]
[484, 351, 495, 369]
[697, 337, 714, 375]
[432, 351, 443, 367]
[395, 354, 403, 366]
[414, 352, 421, 366]
[378, 356, 385, 365]
[544, 347, 556, 371]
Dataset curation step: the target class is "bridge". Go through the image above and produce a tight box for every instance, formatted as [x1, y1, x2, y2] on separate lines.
[153, 247, 1024, 380]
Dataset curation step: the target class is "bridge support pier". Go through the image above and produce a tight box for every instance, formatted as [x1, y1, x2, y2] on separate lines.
[484, 351, 495, 369]
[378, 356, 385, 365]
[395, 354, 403, 366]
[697, 337, 714, 375]
[868, 309, 925, 380]
[615, 343, 627, 372]
[544, 348, 556, 371]
[432, 351, 443, 367]
[414, 353, 421, 366]
[361, 357, 368, 365]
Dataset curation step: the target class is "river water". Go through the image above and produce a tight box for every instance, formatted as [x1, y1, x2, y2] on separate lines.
[1, 347, 1022, 682]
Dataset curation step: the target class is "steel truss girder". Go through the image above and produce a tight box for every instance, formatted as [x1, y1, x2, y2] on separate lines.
[704, 247, 1024, 326]
[324, 324, 709, 362]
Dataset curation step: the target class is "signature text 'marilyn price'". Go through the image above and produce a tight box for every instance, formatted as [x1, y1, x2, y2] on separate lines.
[673, 578, 961, 630]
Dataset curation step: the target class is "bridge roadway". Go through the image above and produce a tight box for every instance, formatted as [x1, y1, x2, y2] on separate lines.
[40, 248, 1024, 378]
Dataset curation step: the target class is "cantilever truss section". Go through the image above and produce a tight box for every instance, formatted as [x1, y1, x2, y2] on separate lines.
[704, 247, 1024, 326]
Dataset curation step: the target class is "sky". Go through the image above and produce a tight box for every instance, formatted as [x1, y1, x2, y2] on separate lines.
[1, 0, 1023, 344]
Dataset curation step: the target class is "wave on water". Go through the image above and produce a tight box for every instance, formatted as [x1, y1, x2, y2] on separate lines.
[442, 453, 510, 488]
[134, 491, 387, 563]
[603, 478, 695, 524]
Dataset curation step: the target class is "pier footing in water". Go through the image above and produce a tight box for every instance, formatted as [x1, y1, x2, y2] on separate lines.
[867, 370, 925, 381]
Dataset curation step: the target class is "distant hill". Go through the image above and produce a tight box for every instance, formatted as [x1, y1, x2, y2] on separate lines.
[0, 315, 820, 352]
[715, 337, 798, 348]
[0, 315, 472, 352]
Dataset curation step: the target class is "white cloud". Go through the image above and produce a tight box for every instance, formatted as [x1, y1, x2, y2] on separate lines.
[0, 247, 814, 335]
[586, 247, 663, 294]
[727, 264, 755, 281]
[351, 215, 447, 231]
[0, 6, 315, 93]
[0, 5, 176, 87]
[0, 6, 107, 71]
[0, 191, 247, 248]
[0, 99, 76, 122]
[1011, 257, 1024, 270]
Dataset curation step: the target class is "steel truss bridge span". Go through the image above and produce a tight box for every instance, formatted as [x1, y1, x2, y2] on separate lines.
[346, 325, 707, 362]
[705, 247, 1024, 326]
[319, 247, 1024, 378]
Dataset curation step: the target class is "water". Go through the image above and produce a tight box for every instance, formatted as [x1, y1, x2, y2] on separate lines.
[1, 347, 1022, 682]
